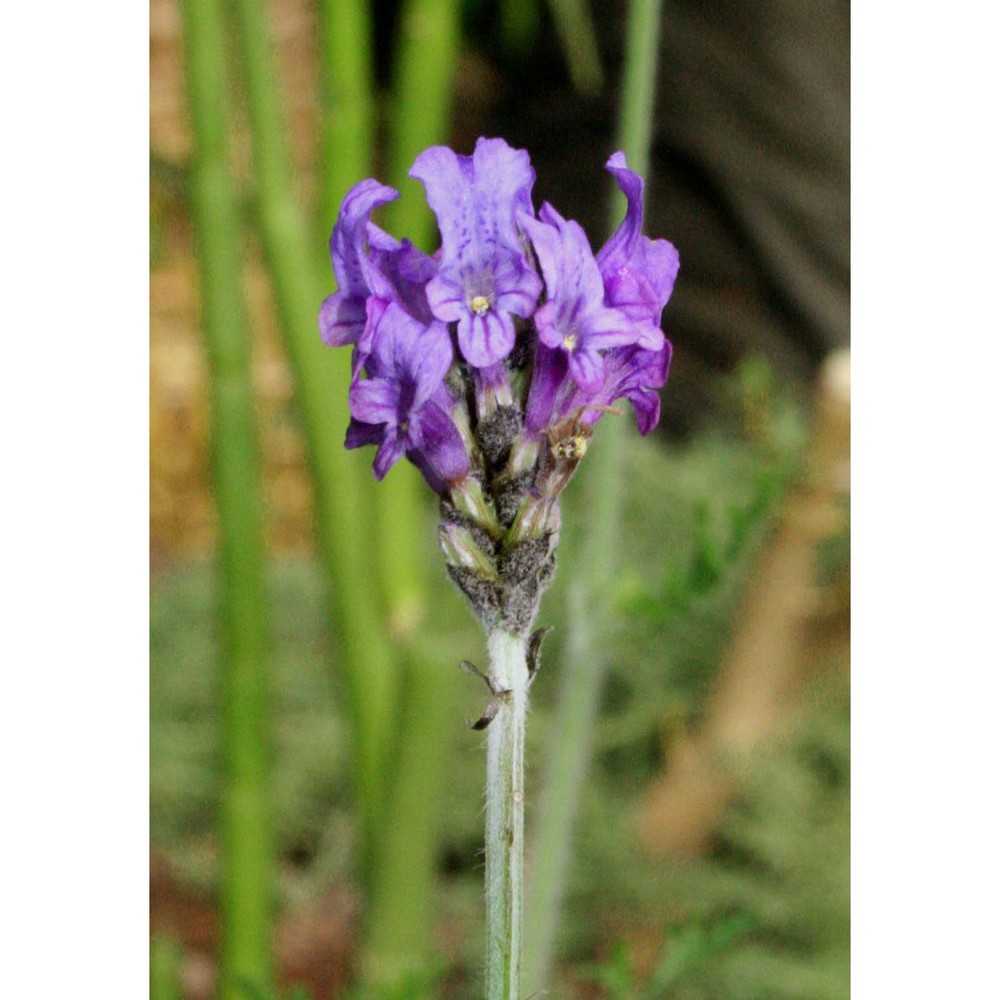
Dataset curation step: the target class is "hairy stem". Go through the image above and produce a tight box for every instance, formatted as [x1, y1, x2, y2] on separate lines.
[485, 630, 530, 1000]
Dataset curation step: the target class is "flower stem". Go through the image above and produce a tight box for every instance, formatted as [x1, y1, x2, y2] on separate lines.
[485, 630, 530, 1000]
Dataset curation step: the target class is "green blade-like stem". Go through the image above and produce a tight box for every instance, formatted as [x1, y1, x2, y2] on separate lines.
[523, 0, 665, 991]
[500, 0, 541, 55]
[382, 0, 460, 251]
[360, 0, 462, 987]
[545, 0, 605, 96]
[373, 0, 461, 629]
[317, 0, 375, 234]
[179, 0, 273, 994]
[357, 645, 458, 993]
[150, 937, 183, 1000]
[616, 0, 662, 178]
[228, 0, 397, 861]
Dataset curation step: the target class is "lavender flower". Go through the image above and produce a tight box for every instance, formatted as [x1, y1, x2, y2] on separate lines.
[346, 301, 469, 492]
[319, 178, 437, 371]
[569, 341, 673, 436]
[321, 140, 679, 1000]
[320, 138, 678, 630]
[319, 179, 400, 350]
[597, 152, 680, 350]
[520, 204, 638, 390]
[410, 138, 543, 369]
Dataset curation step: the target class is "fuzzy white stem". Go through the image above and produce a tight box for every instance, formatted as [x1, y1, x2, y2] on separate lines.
[484, 630, 529, 1000]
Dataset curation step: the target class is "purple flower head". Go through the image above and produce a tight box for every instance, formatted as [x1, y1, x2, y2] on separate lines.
[520, 203, 638, 392]
[347, 302, 469, 491]
[322, 142, 679, 521]
[596, 153, 680, 351]
[321, 139, 682, 638]
[410, 138, 543, 369]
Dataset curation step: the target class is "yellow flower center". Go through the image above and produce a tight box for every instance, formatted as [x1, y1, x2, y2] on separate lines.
[562, 333, 578, 350]
[470, 295, 491, 316]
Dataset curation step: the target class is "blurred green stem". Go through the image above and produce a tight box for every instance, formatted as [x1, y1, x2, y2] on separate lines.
[545, 0, 605, 96]
[616, 0, 662, 178]
[375, 0, 461, 624]
[523, 0, 664, 991]
[317, 0, 375, 234]
[150, 936, 182, 1000]
[382, 0, 460, 252]
[359, 647, 456, 992]
[180, 0, 274, 993]
[359, 0, 462, 988]
[500, 0, 541, 55]
[228, 0, 397, 862]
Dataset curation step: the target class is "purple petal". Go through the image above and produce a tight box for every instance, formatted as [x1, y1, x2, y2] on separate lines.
[493, 254, 544, 318]
[353, 301, 456, 441]
[629, 385, 662, 436]
[319, 291, 367, 348]
[568, 346, 605, 391]
[392, 236, 438, 285]
[624, 343, 672, 435]
[519, 210, 564, 299]
[521, 204, 642, 369]
[596, 153, 680, 327]
[349, 377, 400, 427]
[602, 237, 680, 325]
[469, 137, 537, 250]
[523, 205, 614, 316]
[524, 344, 570, 436]
[531, 300, 563, 352]
[411, 139, 541, 368]
[410, 400, 470, 491]
[574, 301, 643, 352]
[410, 138, 536, 269]
[366, 229, 438, 324]
[633, 322, 667, 353]
[596, 152, 644, 270]
[345, 418, 385, 450]
[409, 145, 471, 250]
[373, 434, 407, 480]
[443, 252, 539, 366]
[457, 309, 516, 369]
[330, 179, 400, 293]
[368, 301, 424, 379]
[425, 273, 470, 323]
[321, 179, 400, 349]
[354, 296, 389, 377]
[574, 341, 673, 435]
[402, 321, 455, 409]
